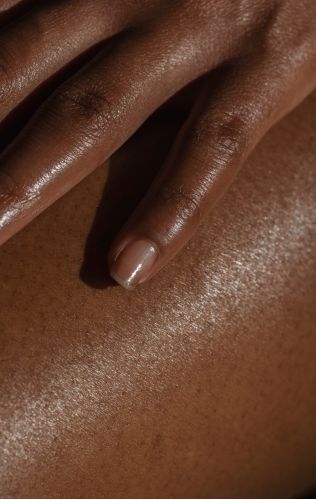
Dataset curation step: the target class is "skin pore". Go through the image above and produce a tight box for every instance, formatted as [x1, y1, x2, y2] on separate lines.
[0, 89, 316, 497]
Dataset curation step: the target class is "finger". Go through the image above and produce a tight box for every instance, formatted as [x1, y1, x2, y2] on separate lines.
[0, 0, 131, 121]
[0, 16, 236, 247]
[108, 54, 316, 289]
[0, 0, 28, 14]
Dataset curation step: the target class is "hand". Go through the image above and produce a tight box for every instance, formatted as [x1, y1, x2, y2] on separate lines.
[0, 0, 315, 289]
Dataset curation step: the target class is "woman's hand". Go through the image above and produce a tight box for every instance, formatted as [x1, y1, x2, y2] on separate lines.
[0, 0, 315, 288]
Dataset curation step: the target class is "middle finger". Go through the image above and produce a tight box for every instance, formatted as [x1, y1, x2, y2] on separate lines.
[0, 0, 133, 122]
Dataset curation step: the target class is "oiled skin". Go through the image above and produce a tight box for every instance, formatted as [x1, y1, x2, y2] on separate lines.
[0, 92, 316, 498]
[0, 0, 316, 288]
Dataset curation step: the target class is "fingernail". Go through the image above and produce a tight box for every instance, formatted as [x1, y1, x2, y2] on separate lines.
[110, 239, 159, 289]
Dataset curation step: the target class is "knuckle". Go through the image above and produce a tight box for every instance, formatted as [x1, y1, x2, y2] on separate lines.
[157, 184, 201, 221]
[0, 171, 21, 211]
[50, 83, 114, 137]
[191, 111, 248, 169]
[0, 53, 12, 84]
[0, 50, 16, 105]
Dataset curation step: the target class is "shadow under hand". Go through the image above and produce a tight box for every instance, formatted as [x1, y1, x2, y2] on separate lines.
[80, 107, 189, 289]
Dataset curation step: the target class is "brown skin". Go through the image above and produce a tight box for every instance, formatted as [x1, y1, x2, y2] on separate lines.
[0, 87, 316, 497]
[0, 0, 316, 288]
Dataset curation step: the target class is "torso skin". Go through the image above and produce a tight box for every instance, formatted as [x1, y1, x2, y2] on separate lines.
[0, 91, 316, 498]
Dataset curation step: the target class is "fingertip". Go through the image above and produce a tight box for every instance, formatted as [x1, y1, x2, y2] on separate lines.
[108, 238, 159, 289]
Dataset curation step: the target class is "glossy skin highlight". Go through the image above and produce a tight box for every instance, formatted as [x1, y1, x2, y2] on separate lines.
[0, 0, 315, 287]
[0, 90, 316, 498]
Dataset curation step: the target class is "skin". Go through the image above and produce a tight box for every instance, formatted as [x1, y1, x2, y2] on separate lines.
[0, 0, 316, 289]
[0, 87, 316, 498]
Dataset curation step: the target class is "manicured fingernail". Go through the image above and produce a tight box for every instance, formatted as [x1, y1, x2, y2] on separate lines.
[110, 239, 159, 289]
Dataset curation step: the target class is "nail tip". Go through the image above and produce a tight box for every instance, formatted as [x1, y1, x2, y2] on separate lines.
[110, 269, 136, 290]
[109, 239, 158, 290]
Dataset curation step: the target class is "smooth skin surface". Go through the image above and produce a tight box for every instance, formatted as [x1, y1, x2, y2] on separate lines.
[0, 88, 316, 498]
[0, 0, 316, 288]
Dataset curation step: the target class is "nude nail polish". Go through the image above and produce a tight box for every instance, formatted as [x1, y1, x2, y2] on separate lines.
[110, 239, 159, 289]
